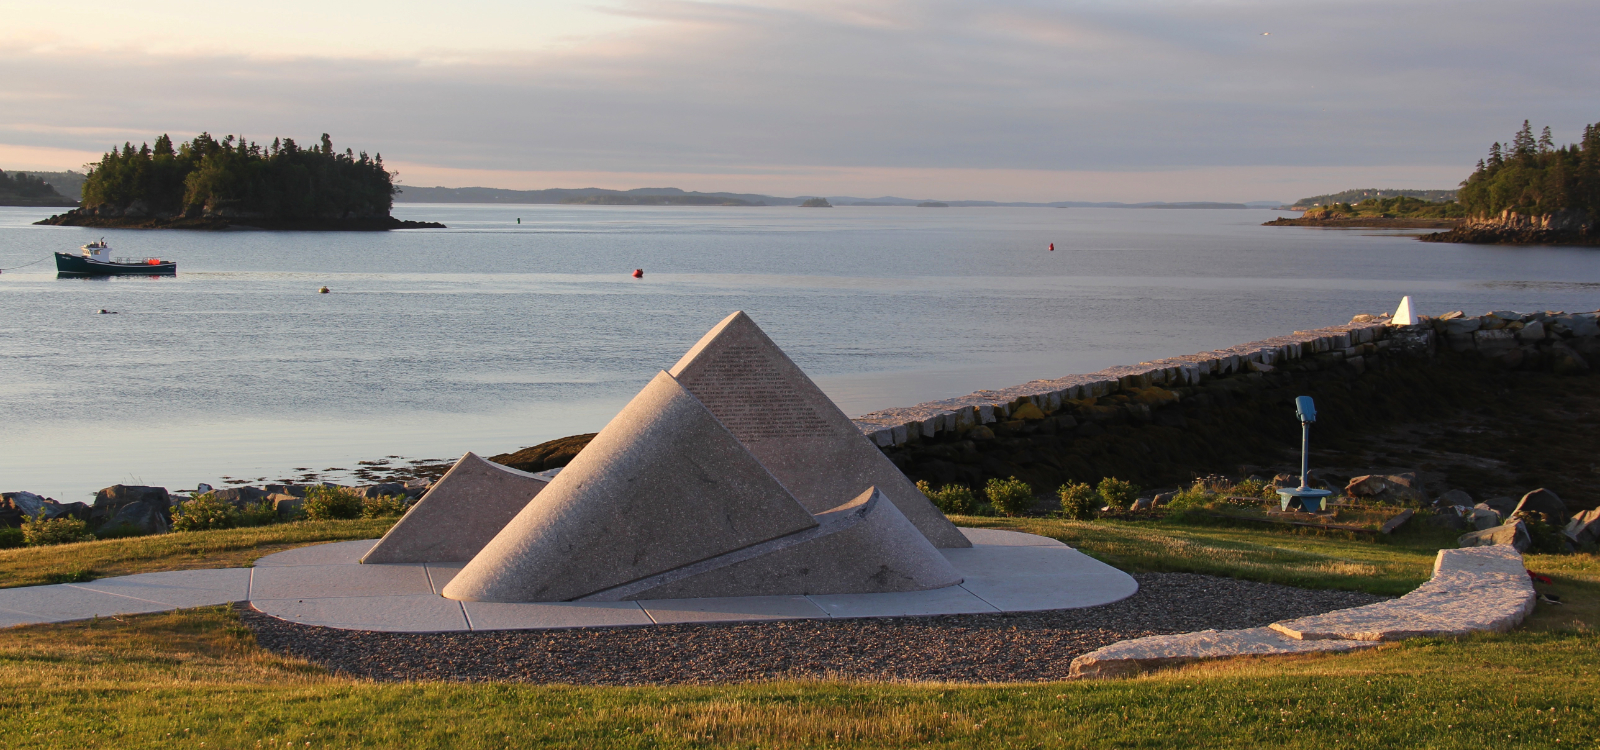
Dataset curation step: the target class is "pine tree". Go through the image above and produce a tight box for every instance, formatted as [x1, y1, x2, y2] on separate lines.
[1488, 142, 1504, 168]
[1539, 126, 1555, 153]
[1512, 120, 1536, 157]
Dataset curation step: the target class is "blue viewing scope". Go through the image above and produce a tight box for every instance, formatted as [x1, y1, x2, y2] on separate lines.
[1294, 396, 1317, 423]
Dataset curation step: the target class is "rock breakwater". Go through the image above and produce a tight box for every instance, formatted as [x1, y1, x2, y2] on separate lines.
[854, 307, 1600, 494]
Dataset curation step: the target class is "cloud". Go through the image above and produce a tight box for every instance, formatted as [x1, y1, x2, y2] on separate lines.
[1, 0, 1596, 200]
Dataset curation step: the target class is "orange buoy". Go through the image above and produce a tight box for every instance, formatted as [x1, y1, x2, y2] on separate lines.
[632, 269, 643, 278]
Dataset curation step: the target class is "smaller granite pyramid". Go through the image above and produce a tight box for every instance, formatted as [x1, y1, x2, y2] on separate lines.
[360, 452, 550, 564]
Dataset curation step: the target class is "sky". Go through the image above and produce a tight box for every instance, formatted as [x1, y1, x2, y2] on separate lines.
[2, 0, 1597, 202]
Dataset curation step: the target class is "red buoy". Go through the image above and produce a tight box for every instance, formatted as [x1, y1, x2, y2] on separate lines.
[1048, 243, 1054, 251]
[631, 269, 643, 278]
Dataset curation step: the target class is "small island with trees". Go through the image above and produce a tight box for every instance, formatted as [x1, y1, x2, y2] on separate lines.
[36, 133, 442, 230]
[1268, 120, 1598, 244]
[799, 197, 832, 207]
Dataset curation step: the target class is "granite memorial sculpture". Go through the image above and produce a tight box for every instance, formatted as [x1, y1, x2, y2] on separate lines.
[360, 452, 553, 564]
[436, 311, 967, 603]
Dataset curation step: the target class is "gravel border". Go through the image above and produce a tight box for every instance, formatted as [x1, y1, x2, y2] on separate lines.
[240, 573, 1386, 685]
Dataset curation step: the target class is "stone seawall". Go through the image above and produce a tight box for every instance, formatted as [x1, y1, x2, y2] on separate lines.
[851, 308, 1600, 493]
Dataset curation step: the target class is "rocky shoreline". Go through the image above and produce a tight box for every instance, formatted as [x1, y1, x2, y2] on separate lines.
[35, 212, 443, 231]
[1263, 216, 1461, 229]
[1420, 225, 1599, 246]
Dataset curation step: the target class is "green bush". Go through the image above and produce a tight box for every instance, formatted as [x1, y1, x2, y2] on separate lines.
[303, 485, 363, 521]
[171, 493, 239, 532]
[1164, 482, 1217, 511]
[1231, 478, 1276, 499]
[1097, 477, 1139, 510]
[361, 494, 408, 519]
[0, 527, 24, 549]
[1057, 482, 1098, 520]
[22, 514, 95, 546]
[916, 481, 978, 515]
[238, 499, 280, 527]
[986, 476, 1036, 517]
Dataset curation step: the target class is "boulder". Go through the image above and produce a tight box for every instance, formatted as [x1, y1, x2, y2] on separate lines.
[210, 486, 269, 508]
[1152, 491, 1177, 508]
[356, 483, 407, 500]
[269, 494, 304, 520]
[1344, 474, 1424, 503]
[403, 478, 431, 497]
[1442, 317, 1481, 335]
[1513, 488, 1568, 524]
[1469, 506, 1502, 530]
[1481, 496, 1519, 516]
[1458, 520, 1530, 552]
[92, 485, 171, 527]
[1564, 508, 1600, 544]
[1, 491, 49, 525]
[43, 501, 91, 522]
[103, 501, 170, 535]
[1516, 321, 1546, 342]
[1130, 497, 1154, 511]
[263, 484, 307, 498]
[1433, 489, 1474, 508]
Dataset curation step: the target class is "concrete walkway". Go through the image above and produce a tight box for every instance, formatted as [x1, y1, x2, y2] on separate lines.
[0, 528, 1141, 632]
[1068, 545, 1536, 679]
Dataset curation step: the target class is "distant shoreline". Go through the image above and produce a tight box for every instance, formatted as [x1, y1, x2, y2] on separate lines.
[34, 213, 444, 231]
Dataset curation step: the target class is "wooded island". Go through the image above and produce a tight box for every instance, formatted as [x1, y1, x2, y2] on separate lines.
[36, 133, 442, 230]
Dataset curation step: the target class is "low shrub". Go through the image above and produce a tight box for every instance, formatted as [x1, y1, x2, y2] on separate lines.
[22, 514, 95, 546]
[361, 494, 408, 519]
[1096, 477, 1139, 510]
[0, 527, 24, 549]
[171, 493, 239, 532]
[986, 476, 1036, 516]
[303, 485, 363, 521]
[1164, 482, 1217, 511]
[1232, 478, 1276, 500]
[916, 481, 978, 515]
[1057, 482, 1098, 520]
[238, 500, 280, 527]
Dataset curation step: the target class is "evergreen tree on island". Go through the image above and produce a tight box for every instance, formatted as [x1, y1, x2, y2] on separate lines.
[1457, 119, 1600, 222]
[39, 133, 441, 229]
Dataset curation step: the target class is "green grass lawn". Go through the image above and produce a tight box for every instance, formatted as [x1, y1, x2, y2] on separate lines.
[3, 516, 1599, 747]
[0, 518, 397, 589]
[0, 605, 1594, 749]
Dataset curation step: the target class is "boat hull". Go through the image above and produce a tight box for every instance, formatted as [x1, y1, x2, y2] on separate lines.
[55, 252, 175, 276]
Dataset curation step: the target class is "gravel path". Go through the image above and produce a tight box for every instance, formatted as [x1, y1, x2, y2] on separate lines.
[241, 573, 1385, 685]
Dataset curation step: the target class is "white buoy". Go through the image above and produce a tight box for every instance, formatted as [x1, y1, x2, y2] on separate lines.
[1392, 296, 1415, 325]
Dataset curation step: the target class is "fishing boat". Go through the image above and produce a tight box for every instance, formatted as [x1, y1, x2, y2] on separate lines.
[55, 239, 175, 276]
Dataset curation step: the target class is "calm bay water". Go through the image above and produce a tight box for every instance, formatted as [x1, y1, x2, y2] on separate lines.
[3, 203, 1598, 501]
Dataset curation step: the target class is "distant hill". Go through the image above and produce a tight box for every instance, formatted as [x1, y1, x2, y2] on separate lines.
[0, 170, 77, 206]
[396, 186, 797, 206]
[561, 194, 759, 206]
[1291, 189, 1457, 209]
[396, 185, 1286, 209]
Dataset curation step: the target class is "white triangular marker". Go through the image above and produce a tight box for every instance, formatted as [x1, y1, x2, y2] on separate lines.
[1393, 296, 1415, 325]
